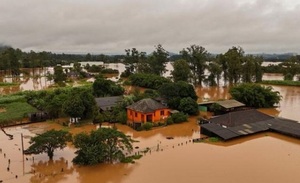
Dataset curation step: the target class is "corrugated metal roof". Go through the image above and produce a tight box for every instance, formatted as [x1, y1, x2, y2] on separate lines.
[201, 123, 240, 140]
[201, 110, 300, 141]
[95, 96, 123, 111]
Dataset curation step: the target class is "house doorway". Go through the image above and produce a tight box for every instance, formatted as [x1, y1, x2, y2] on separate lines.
[146, 114, 153, 122]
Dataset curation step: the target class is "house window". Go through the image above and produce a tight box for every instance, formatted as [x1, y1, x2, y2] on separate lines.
[135, 112, 138, 117]
[130, 110, 132, 116]
[160, 110, 164, 116]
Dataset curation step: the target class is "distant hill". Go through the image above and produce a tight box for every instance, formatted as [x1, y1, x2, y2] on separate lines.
[168, 52, 298, 62]
[252, 53, 297, 62]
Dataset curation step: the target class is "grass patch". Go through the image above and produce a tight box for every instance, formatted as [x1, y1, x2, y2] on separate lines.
[208, 137, 220, 142]
[261, 80, 300, 86]
[0, 94, 26, 104]
[0, 82, 19, 86]
[0, 102, 37, 124]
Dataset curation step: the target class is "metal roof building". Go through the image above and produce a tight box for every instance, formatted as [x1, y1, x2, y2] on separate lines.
[201, 109, 300, 141]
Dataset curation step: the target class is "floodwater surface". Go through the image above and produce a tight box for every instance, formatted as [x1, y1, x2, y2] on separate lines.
[1, 85, 300, 183]
[1, 63, 300, 182]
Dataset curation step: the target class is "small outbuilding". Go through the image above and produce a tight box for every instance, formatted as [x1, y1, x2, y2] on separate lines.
[198, 99, 246, 114]
[95, 96, 123, 112]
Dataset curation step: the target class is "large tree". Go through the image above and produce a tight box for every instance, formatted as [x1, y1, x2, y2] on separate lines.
[93, 76, 124, 97]
[73, 128, 133, 165]
[242, 55, 263, 83]
[206, 60, 222, 86]
[124, 48, 140, 74]
[223, 46, 244, 85]
[63, 95, 85, 118]
[181, 45, 208, 86]
[53, 65, 67, 84]
[171, 59, 191, 82]
[148, 44, 169, 75]
[25, 129, 72, 160]
[158, 81, 197, 110]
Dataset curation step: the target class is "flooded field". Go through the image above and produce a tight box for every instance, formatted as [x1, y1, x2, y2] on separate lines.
[1, 84, 300, 183]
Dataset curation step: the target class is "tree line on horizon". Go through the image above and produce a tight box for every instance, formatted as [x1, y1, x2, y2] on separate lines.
[1, 44, 300, 84]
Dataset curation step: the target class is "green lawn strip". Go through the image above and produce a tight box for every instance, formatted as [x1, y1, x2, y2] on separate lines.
[0, 102, 37, 124]
[261, 80, 300, 86]
[0, 82, 19, 86]
[0, 95, 26, 104]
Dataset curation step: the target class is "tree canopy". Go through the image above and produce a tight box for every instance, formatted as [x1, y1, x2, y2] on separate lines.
[93, 76, 124, 97]
[229, 83, 281, 108]
[158, 81, 198, 113]
[25, 129, 72, 160]
[171, 59, 191, 82]
[128, 73, 171, 90]
[73, 128, 133, 165]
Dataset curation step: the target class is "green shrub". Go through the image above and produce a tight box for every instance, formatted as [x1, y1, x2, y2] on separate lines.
[158, 122, 165, 126]
[142, 122, 153, 131]
[171, 112, 188, 123]
[166, 117, 174, 125]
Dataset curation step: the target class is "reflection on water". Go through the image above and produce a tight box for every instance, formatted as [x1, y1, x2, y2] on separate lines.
[0, 62, 172, 95]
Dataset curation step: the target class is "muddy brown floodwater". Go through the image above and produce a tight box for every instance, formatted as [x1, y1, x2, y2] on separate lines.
[1, 85, 300, 183]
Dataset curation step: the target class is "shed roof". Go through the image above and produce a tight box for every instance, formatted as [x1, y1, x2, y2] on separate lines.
[95, 96, 123, 111]
[201, 123, 240, 140]
[216, 99, 245, 109]
[126, 98, 167, 113]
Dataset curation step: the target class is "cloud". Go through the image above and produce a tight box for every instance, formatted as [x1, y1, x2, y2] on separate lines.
[0, 0, 300, 54]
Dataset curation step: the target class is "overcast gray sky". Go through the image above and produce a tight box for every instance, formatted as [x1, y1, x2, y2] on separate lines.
[0, 0, 299, 54]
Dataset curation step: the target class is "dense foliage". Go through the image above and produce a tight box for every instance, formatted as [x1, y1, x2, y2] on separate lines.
[229, 83, 281, 108]
[25, 86, 97, 119]
[25, 129, 72, 160]
[260, 80, 300, 86]
[166, 112, 188, 125]
[181, 45, 208, 86]
[128, 73, 171, 89]
[92, 76, 124, 97]
[171, 59, 191, 82]
[158, 81, 197, 110]
[73, 128, 133, 165]
[178, 97, 199, 115]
